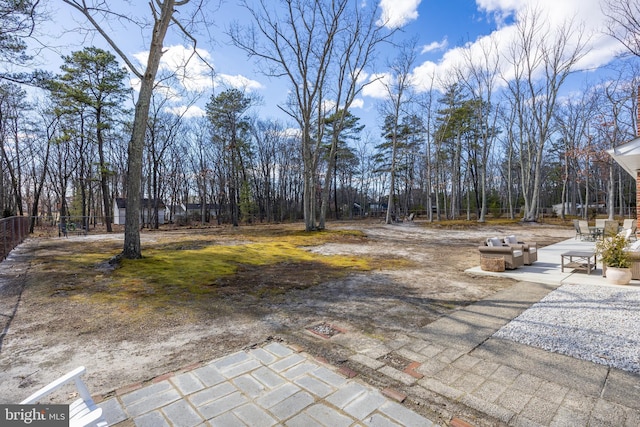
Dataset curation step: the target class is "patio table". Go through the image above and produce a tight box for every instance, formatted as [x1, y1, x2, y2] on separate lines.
[589, 227, 603, 240]
[561, 251, 596, 275]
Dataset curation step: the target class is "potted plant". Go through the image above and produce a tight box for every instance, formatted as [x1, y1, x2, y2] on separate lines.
[596, 233, 632, 285]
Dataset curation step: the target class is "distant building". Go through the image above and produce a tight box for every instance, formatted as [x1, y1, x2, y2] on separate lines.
[183, 203, 218, 221]
[552, 202, 604, 216]
[608, 133, 640, 227]
[113, 197, 166, 225]
[368, 203, 387, 215]
[167, 204, 186, 222]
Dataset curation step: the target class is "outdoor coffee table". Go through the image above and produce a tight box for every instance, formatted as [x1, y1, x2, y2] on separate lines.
[561, 251, 596, 274]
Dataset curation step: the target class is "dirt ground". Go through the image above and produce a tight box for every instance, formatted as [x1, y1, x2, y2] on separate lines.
[0, 219, 573, 421]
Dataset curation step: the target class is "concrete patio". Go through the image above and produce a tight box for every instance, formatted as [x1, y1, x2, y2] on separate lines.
[466, 237, 640, 288]
[97, 341, 437, 427]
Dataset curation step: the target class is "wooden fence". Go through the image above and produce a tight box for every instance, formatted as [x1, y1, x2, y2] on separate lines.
[0, 216, 30, 260]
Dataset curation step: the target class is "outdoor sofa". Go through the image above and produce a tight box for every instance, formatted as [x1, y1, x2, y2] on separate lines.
[503, 235, 537, 265]
[478, 238, 524, 270]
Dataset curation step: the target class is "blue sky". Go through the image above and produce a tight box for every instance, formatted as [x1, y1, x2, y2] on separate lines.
[28, 0, 626, 129]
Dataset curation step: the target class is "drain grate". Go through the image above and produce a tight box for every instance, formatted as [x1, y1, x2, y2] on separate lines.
[378, 352, 412, 371]
[306, 322, 343, 339]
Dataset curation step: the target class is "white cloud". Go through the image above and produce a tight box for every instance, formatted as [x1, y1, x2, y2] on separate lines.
[132, 45, 263, 93]
[164, 105, 206, 118]
[159, 45, 215, 92]
[476, 0, 520, 10]
[321, 97, 364, 112]
[132, 52, 148, 69]
[377, 0, 422, 29]
[129, 77, 182, 101]
[475, 0, 520, 27]
[218, 74, 264, 91]
[421, 38, 448, 54]
[130, 45, 266, 118]
[362, 72, 393, 99]
[283, 127, 301, 139]
[389, 0, 626, 96]
[351, 98, 365, 109]
[129, 77, 141, 92]
[355, 69, 369, 85]
[323, 99, 337, 114]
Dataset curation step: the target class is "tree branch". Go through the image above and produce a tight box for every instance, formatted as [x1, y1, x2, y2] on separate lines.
[61, 0, 143, 79]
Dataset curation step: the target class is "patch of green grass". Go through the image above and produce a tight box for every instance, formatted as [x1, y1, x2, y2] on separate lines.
[57, 230, 372, 311]
[49, 227, 425, 325]
[114, 241, 369, 288]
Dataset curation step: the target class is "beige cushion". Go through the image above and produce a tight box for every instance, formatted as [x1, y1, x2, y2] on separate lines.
[488, 237, 502, 247]
[505, 235, 518, 244]
[512, 250, 523, 257]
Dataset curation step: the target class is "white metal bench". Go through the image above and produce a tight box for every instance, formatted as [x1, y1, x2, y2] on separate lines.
[20, 366, 107, 427]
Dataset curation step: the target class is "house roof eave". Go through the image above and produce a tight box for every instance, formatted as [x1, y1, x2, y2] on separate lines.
[607, 136, 640, 179]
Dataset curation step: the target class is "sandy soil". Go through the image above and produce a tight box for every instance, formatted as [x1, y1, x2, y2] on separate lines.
[0, 220, 573, 419]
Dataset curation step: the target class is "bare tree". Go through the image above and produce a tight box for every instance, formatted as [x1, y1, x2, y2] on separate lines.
[250, 118, 283, 222]
[416, 82, 437, 222]
[553, 86, 597, 220]
[316, 4, 392, 229]
[26, 103, 56, 231]
[602, 0, 640, 58]
[230, 0, 388, 231]
[458, 34, 501, 222]
[593, 77, 629, 220]
[502, 6, 589, 221]
[145, 96, 187, 229]
[378, 41, 417, 224]
[185, 118, 213, 224]
[0, 83, 28, 216]
[47, 114, 77, 225]
[62, 0, 204, 258]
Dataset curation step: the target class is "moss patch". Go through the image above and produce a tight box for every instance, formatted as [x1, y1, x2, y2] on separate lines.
[43, 228, 379, 321]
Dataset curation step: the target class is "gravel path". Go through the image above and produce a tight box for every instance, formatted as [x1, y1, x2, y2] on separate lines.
[494, 283, 640, 374]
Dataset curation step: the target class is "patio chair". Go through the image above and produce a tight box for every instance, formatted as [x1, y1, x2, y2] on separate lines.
[20, 366, 107, 427]
[478, 238, 524, 269]
[622, 218, 637, 241]
[577, 220, 594, 241]
[503, 235, 538, 265]
[595, 218, 605, 229]
[617, 228, 633, 241]
[603, 220, 619, 238]
[573, 219, 583, 240]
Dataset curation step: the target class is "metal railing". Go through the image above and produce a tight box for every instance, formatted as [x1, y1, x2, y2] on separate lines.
[1, 216, 30, 260]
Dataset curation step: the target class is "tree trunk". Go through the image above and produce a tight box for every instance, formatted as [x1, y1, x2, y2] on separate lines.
[302, 121, 317, 231]
[122, 0, 176, 259]
[385, 133, 398, 224]
[97, 111, 112, 232]
[319, 135, 338, 230]
[29, 136, 51, 233]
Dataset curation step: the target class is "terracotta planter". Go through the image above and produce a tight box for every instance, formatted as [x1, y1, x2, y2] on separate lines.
[605, 266, 632, 285]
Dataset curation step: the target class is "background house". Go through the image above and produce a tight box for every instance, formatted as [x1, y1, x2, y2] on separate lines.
[607, 110, 640, 229]
[182, 203, 217, 222]
[114, 198, 166, 225]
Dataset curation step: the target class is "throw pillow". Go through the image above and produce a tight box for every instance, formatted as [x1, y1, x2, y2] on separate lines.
[488, 237, 502, 247]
